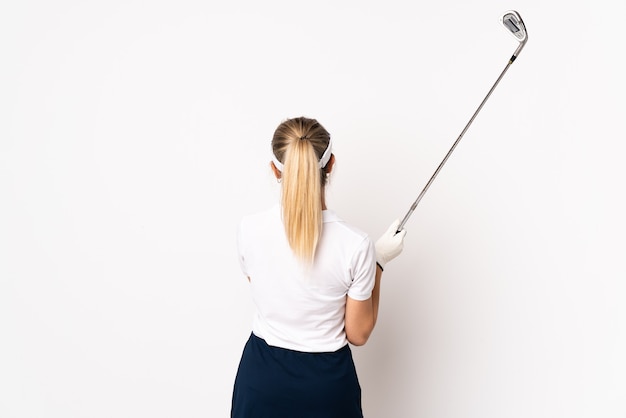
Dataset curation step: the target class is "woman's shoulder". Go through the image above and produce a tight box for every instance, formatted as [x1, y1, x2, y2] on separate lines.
[322, 210, 371, 242]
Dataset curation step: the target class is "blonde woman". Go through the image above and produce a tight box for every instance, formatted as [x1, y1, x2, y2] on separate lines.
[232, 117, 406, 418]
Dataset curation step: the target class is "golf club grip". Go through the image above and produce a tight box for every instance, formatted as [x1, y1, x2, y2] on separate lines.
[395, 209, 413, 235]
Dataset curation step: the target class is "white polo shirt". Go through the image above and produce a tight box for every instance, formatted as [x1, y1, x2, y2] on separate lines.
[237, 205, 376, 352]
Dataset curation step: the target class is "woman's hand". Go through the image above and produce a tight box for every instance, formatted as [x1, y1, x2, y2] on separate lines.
[375, 219, 406, 270]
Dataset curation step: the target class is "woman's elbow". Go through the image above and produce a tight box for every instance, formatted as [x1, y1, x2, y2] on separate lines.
[347, 335, 368, 346]
[344, 297, 376, 346]
[346, 327, 373, 346]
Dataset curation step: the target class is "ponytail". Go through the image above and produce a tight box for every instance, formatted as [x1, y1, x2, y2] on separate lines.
[282, 140, 322, 263]
[271, 117, 331, 264]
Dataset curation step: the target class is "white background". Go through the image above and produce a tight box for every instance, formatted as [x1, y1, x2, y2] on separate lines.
[1, 0, 625, 417]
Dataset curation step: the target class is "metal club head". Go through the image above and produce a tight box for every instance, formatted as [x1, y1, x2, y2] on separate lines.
[500, 10, 528, 60]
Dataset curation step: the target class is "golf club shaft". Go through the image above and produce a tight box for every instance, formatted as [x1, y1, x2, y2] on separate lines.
[397, 57, 516, 233]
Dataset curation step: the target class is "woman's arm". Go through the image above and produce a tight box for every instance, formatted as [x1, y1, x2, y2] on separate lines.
[345, 220, 406, 346]
[345, 264, 383, 346]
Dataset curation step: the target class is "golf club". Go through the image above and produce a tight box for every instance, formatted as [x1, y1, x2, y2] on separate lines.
[396, 10, 528, 233]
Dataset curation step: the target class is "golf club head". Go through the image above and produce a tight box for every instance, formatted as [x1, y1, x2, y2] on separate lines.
[500, 10, 528, 60]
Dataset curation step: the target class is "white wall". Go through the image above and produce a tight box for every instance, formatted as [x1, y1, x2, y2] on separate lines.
[1, 1, 625, 417]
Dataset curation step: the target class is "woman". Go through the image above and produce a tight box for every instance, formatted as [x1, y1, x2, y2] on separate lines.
[232, 117, 406, 418]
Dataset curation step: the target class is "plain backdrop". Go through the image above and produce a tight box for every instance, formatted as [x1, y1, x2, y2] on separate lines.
[1, 0, 625, 417]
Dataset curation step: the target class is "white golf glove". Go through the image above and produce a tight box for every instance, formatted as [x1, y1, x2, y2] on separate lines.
[375, 219, 407, 270]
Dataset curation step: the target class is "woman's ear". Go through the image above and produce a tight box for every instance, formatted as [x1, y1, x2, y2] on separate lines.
[325, 154, 335, 174]
[270, 161, 282, 179]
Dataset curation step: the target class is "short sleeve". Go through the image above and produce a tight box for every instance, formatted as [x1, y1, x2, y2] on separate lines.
[346, 237, 376, 301]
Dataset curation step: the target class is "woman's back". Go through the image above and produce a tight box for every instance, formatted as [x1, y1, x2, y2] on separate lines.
[237, 205, 376, 352]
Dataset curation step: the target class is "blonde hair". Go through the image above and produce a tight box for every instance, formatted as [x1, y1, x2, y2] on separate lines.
[271, 117, 332, 264]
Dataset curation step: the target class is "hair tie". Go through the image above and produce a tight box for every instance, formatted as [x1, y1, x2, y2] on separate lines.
[271, 138, 333, 172]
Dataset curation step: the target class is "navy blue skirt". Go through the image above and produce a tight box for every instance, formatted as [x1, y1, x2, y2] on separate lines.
[231, 333, 363, 418]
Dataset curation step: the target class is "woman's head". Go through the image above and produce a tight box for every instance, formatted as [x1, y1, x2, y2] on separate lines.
[271, 117, 332, 182]
[270, 117, 333, 264]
